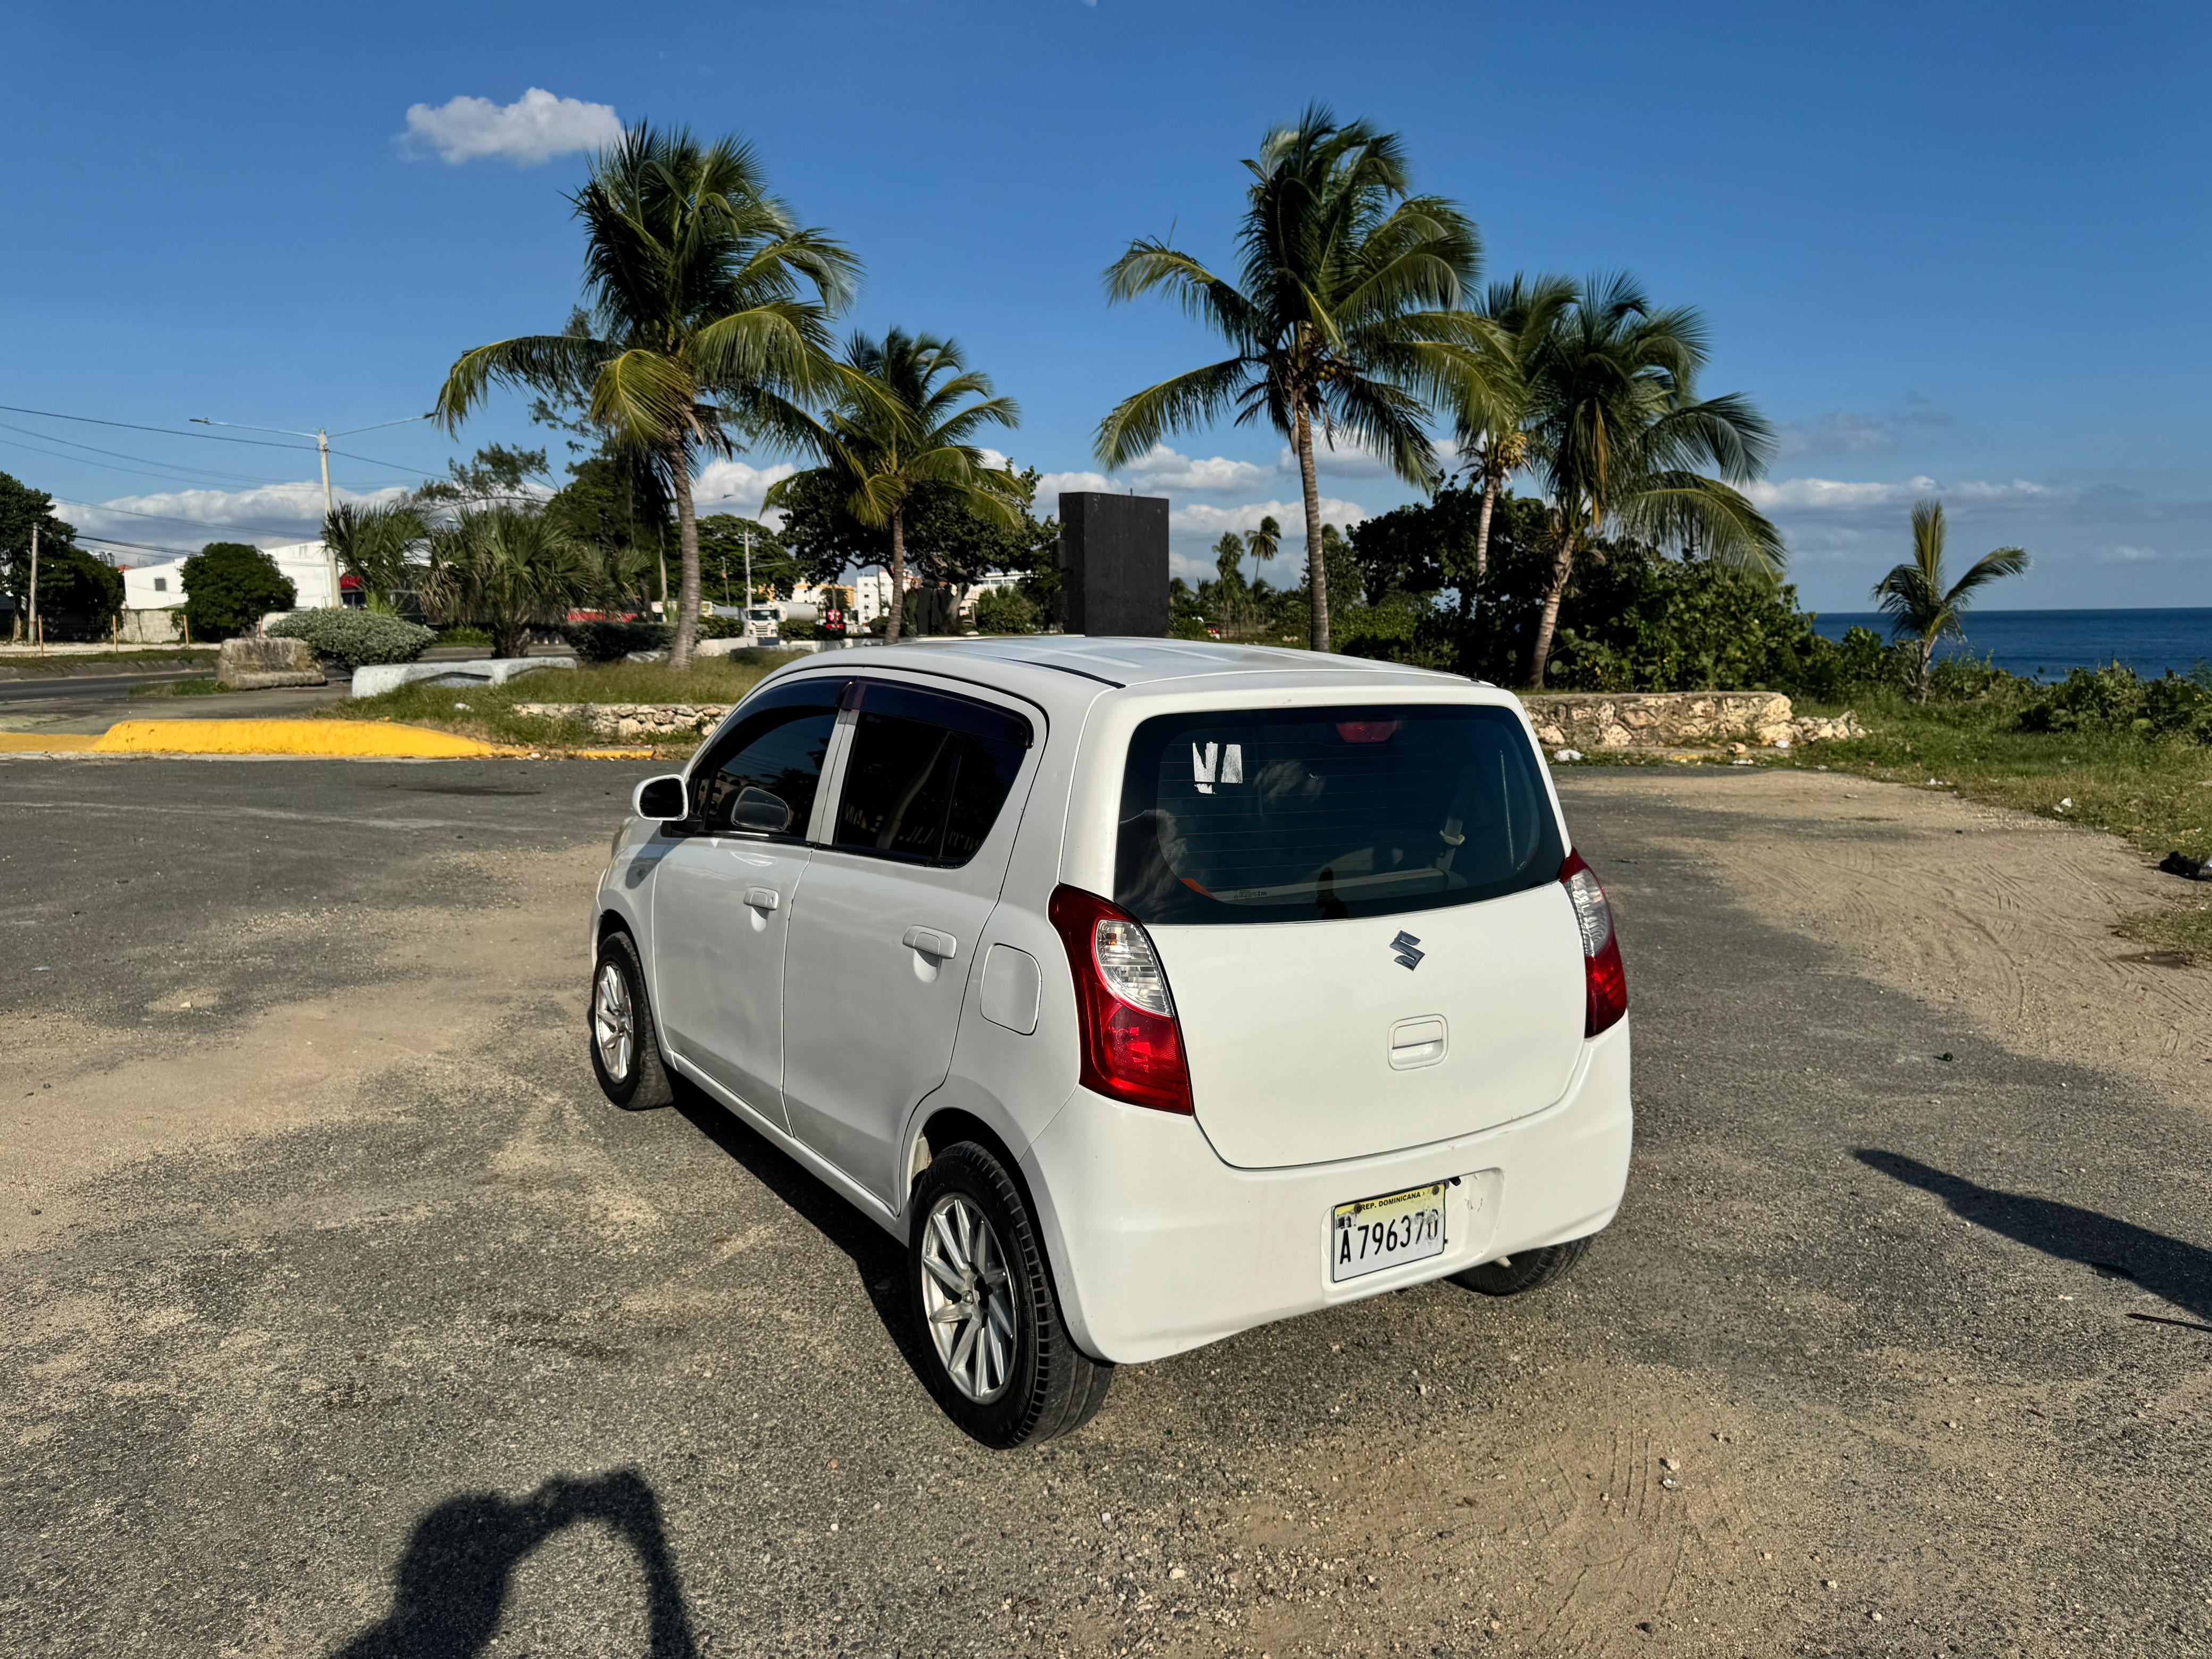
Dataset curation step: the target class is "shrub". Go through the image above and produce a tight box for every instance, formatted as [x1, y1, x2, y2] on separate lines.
[2018, 664, 2212, 741]
[181, 543, 295, 640]
[560, 619, 672, 663]
[972, 588, 1039, 635]
[268, 608, 435, 669]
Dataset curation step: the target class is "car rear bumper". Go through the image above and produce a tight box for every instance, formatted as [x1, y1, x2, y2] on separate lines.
[1017, 1019, 1631, 1365]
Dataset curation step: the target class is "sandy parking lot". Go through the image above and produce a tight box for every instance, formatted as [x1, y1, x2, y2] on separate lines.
[3, 758, 2209, 1657]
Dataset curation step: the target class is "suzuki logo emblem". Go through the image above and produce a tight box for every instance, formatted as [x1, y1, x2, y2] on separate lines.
[1389, 930, 1425, 970]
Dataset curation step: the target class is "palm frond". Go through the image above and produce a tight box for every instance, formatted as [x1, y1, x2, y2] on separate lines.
[436, 334, 614, 433]
[1093, 358, 1258, 467]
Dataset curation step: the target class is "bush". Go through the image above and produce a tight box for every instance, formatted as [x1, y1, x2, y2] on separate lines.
[434, 625, 492, 647]
[180, 543, 295, 640]
[268, 608, 435, 669]
[971, 588, 1039, 635]
[560, 619, 672, 663]
[2018, 664, 2212, 741]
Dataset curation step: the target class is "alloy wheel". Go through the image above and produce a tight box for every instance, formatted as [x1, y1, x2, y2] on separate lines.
[592, 961, 634, 1082]
[919, 1194, 1017, 1402]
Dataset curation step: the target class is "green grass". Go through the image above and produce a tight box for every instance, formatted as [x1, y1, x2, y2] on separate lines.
[130, 676, 239, 698]
[2116, 900, 2212, 964]
[326, 653, 803, 751]
[0, 648, 216, 675]
[1794, 688, 2212, 865]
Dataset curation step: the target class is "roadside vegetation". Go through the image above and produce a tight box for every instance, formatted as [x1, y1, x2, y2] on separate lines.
[0, 646, 214, 674]
[326, 652, 801, 753]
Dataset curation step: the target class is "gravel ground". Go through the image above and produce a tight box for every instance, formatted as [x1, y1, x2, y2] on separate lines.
[3, 756, 2208, 1658]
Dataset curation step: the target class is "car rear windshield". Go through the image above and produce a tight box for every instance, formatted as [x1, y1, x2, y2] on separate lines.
[1114, 703, 1562, 925]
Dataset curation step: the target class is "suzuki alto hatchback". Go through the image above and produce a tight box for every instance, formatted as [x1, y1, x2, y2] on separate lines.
[589, 637, 1631, 1446]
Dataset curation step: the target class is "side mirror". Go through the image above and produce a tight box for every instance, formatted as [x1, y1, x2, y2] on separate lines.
[729, 786, 793, 835]
[633, 774, 688, 822]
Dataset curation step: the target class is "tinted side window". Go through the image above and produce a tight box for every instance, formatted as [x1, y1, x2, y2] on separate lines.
[832, 682, 1030, 867]
[692, 677, 848, 837]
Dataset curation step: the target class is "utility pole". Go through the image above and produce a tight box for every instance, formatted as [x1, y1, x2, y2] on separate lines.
[28, 521, 39, 653]
[743, 525, 754, 608]
[194, 412, 429, 608]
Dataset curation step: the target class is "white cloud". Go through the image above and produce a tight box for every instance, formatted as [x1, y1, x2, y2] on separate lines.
[60, 482, 408, 558]
[1744, 475, 2067, 513]
[1173, 497, 1369, 539]
[1033, 468, 1119, 499]
[692, 458, 795, 525]
[1120, 443, 1277, 495]
[399, 89, 622, 167]
[1774, 398, 1951, 460]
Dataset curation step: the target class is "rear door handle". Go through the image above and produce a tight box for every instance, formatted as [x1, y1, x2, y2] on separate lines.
[902, 926, 959, 960]
[744, 887, 780, 911]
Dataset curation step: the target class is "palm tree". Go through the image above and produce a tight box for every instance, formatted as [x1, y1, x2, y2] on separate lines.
[419, 505, 605, 659]
[434, 124, 860, 669]
[1874, 500, 2029, 701]
[1245, 514, 1280, 589]
[1096, 107, 1504, 653]
[323, 499, 429, 613]
[1452, 275, 1574, 609]
[765, 328, 1019, 644]
[1519, 272, 1784, 688]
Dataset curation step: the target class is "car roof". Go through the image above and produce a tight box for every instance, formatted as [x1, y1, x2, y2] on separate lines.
[803, 634, 1474, 692]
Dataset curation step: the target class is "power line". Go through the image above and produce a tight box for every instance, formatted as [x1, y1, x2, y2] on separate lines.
[0, 422, 296, 488]
[0, 403, 319, 450]
[51, 496, 321, 540]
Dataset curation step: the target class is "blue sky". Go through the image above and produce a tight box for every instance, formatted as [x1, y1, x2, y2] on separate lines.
[4, 1, 2207, 610]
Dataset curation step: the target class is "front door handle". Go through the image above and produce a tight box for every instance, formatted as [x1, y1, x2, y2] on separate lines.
[901, 925, 959, 960]
[744, 887, 780, 911]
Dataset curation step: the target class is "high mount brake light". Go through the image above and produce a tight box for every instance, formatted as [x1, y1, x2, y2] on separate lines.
[1560, 850, 1628, 1038]
[1048, 885, 1195, 1115]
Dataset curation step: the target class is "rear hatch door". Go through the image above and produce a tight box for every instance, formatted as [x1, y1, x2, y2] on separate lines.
[1112, 699, 1585, 1169]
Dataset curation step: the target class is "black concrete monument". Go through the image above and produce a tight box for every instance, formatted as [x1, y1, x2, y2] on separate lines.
[1057, 492, 1169, 637]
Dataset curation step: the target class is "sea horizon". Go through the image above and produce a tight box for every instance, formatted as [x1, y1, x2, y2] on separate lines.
[1809, 606, 2212, 682]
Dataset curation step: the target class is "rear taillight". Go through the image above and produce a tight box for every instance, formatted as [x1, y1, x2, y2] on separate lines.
[1560, 850, 1628, 1037]
[1048, 885, 1194, 1114]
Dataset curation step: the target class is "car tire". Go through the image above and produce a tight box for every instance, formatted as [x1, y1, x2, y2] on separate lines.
[1451, 1235, 1591, 1297]
[907, 1142, 1111, 1448]
[589, 930, 675, 1111]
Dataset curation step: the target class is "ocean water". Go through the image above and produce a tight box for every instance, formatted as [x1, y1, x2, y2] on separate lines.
[1811, 608, 2212, 682]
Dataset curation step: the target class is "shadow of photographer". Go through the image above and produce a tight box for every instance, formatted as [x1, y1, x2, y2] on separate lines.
[331, 1467, 696, 1658]
[1856, 1148, 2212, 1327]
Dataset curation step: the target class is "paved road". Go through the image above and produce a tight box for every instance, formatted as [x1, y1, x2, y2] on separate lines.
[3, 758, 2207, 1657]
[0, 676, 348, 731]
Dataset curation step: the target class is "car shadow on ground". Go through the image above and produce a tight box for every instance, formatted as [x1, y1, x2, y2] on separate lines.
[670, 1085, 933, 1382]
[328, 1468, 697, 1658]
[1857, 1148, 2212, 1328]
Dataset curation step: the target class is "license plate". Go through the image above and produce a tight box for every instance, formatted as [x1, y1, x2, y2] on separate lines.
[1330, 1182, 1448, 1282]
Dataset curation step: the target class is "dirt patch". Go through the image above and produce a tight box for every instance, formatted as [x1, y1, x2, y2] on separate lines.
[0, 843, 601, 1253]
[1565, 769, 2212, 1116]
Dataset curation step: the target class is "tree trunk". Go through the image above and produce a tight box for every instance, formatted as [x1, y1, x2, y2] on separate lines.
[1471, 467, 1500, 622]
[1296, 401, 1328, 653]
[669, 447, 701, 671]
[884, 508, 906, 644]
[1913, 634, 1937, 703]
[1526, 520, 1576, 689]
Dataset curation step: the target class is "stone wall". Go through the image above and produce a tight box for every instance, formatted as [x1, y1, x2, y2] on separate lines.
[1522, 691, 1862, 751]
[513, 702, 734, 739]
[216, 636, 324, 690]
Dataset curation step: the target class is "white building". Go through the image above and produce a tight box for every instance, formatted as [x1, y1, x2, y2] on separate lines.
[840, 569, 1026, 629]
[122, 541, 345, 621]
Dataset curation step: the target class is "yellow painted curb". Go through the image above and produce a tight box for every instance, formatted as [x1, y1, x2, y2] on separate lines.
[0, 731, 101, 752]
[90, 719, 500, 758]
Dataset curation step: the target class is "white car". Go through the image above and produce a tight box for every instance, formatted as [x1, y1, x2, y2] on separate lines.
[589, 637, 1631, 1446]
